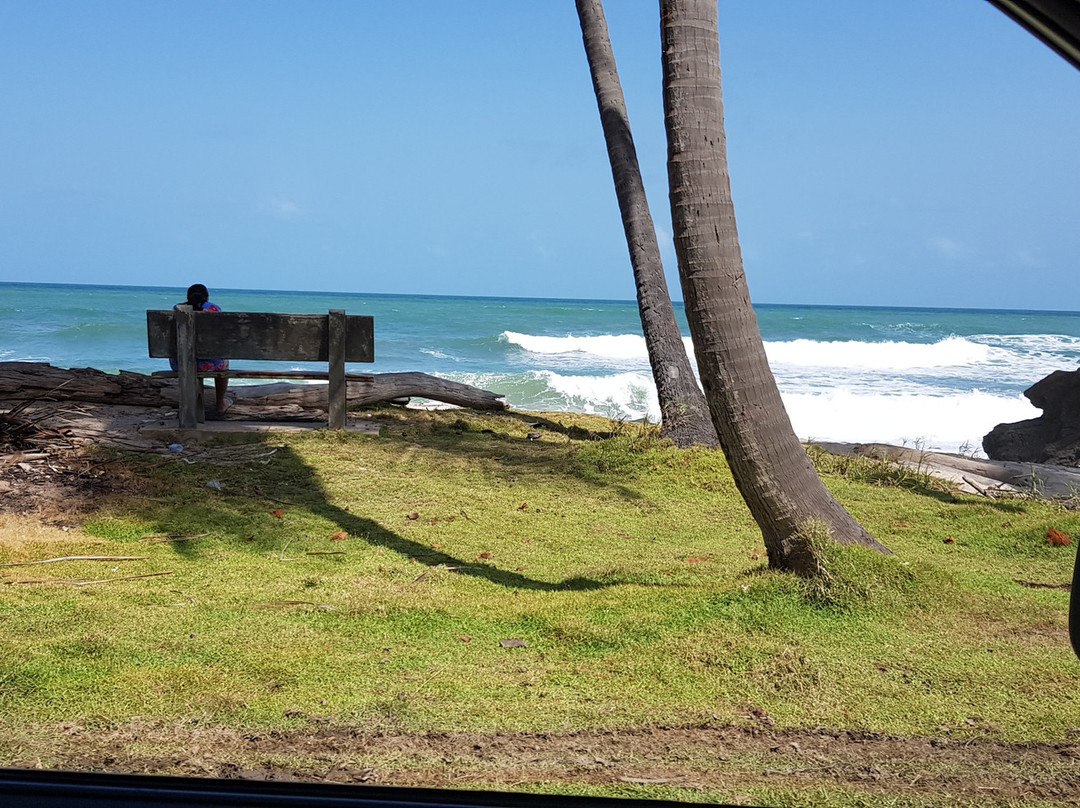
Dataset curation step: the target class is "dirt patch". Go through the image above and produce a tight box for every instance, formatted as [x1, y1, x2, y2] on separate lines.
[0, 443, 136, 523]
[0, 402, 167, 522]
[5, 720, 1079, 803]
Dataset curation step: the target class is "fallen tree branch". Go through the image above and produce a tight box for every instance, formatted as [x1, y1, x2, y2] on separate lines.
[4, 571, 172, 585]
[139, 533, 208, 543]
[253, 600, 336, 610]
[72, 571, 173, 586]
[812, 441, 1080, 499]
[1015, 579, 1071, 591]
[0, 555, 149, 567]
[961, 476, 993, 497]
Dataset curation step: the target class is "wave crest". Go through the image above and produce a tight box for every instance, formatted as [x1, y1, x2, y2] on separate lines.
[766, 336, 993, 369]
[501, 331, 650, 361]
[502, 331, 999, 371]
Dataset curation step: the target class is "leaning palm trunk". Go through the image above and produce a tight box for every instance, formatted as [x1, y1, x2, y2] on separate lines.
[576, 0, 717, 448]
[660, 0, 889, 570]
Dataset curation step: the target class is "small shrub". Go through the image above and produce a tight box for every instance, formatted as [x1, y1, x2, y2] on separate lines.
[805, 444, 952, 494]
[793, 519, 937, 613]
[569, 421, 670, 478]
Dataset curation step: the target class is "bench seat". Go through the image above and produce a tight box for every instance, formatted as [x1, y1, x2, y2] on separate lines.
[151, 370, 376, 382]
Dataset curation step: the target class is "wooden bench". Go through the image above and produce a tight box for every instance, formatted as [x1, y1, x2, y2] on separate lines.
[147, 308, 374, 430]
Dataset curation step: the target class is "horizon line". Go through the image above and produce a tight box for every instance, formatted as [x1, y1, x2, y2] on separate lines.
[1, 280, 1078, 318]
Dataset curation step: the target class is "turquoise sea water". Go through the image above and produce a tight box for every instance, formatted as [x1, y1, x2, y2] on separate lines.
[3, 282, 1080, 454]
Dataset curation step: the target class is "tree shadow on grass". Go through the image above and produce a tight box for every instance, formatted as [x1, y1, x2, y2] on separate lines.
[304, 498, 605, 592]
[375, 410, 660, 507]
[876, 479, 1036, 513]
[125, 440, 609, 592]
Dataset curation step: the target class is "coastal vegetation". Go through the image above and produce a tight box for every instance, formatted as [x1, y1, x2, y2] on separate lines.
[1, 406, 1077, 804]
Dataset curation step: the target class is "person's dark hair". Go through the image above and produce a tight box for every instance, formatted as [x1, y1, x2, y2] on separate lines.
[185, 284, 210, 311]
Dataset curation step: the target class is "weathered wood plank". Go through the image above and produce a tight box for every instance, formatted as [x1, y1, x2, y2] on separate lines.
[146, 311, 374, 363]
[151, 370, 376, 382]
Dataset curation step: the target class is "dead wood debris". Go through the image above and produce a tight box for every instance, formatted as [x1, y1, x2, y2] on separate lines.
[0, 555, 149, 567]
[0, 412, 134, 517]
[4, 571, 172, 586]
[1015, 579, 1072, 591]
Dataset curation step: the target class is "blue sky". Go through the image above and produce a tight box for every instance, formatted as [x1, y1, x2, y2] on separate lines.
[1, 1, 1077, 309]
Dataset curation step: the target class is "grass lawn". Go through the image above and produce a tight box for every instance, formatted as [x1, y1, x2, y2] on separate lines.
[1, 407, 1079, 805]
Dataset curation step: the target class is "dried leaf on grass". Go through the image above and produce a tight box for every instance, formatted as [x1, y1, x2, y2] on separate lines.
[1047, 528, 1072, 546]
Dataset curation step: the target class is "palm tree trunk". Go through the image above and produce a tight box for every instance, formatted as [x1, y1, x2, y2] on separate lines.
[660, 0, 889, 570]
[576, 0, 717, 448]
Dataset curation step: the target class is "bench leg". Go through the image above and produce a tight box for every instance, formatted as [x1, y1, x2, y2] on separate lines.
[176, 306, 200, 429]
[328, 309, 346, 429]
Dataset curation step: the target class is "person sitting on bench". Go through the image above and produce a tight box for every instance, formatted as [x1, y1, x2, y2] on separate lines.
[170, 283, 232, 415]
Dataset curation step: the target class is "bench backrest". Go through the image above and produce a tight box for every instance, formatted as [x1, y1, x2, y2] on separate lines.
[146, 310, 374, 363]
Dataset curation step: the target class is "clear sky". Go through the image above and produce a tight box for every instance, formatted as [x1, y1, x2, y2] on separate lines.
[1, 1, 1077, 309]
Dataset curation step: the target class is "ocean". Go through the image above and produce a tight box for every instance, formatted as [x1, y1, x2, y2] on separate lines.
[3, 282, 1079, 455]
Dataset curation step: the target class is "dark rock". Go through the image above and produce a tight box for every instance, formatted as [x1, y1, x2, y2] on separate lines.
[983, 369, 1080, 465]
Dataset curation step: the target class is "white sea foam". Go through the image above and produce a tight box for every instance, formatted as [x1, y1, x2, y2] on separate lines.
[979, 333, 1080, 353]
[440, 370, 1040, 455]
[499, 330, 1078, 400]
[443, 369, 658, 422]
[503, 331, 1005, 371]
[764, 336, 993, 369]
[784, 389, 1039, 454]
[502, 331, 652, 361]
[540, 370, 658, 420]
[420, 348, 457, 361]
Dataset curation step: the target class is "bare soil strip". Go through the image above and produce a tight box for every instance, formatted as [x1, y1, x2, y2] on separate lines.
[5, 722, 1079, 804]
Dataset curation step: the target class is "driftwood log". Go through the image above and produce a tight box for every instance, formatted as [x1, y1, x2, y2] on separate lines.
[814, 441, 1080, 499]
[0, 362, 506, 413]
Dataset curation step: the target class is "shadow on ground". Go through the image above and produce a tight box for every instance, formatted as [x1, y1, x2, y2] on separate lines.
[92, 410, 669, 590]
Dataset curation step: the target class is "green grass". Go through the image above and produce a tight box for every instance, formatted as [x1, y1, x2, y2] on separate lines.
[2, 407, 1079, 798]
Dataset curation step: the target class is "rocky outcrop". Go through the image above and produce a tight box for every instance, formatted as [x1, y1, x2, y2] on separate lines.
[983, 369, 1080, 465]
